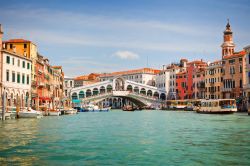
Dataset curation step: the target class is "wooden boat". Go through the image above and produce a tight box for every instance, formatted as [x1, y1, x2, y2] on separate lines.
[166, 100, 188, 110]
[18, 108, 43, 118]
[122, 105, 136, 111]
[196, 99, 237, 114]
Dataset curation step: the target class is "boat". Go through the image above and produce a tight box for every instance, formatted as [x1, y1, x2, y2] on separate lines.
[49, 109, 61, 116]
[196, 99, 237, 114]
[165, 100, 188, 110]
[122, 105, 136, 111]
[64, 108, 77, 115]
[100, 107, 111, 112]
[18, 108, 43, 118]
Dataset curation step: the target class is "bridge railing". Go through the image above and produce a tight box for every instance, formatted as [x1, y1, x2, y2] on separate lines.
[80, 90, 164, 102]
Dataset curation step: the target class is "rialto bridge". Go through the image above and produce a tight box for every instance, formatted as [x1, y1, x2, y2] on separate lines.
[70, 77, 166, 108]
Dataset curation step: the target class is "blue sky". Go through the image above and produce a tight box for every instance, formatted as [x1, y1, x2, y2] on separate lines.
[0, 0, 249, 77]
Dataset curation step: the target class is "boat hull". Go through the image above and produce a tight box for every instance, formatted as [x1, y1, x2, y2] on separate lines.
[49, 111, 61, 116]
[196, 110, 236, 114]
[18, 112, 43, 118]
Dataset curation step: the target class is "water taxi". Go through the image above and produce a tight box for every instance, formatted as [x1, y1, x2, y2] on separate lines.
[196, 99, 237, 114]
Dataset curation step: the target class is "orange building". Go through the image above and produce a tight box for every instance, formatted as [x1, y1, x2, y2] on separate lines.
[176, 71, 187, 100]
[220, 21, 246, 99]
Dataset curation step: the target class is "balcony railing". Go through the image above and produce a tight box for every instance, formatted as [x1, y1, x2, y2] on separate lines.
[38, 82, 45, 87]
[221, 87, 232, 92]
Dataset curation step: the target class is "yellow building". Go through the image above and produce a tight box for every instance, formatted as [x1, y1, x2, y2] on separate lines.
[205, 60, 223, 99]
[3, 39, 38, 80]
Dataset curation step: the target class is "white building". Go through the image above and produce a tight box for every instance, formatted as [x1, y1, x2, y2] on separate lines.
[1, 50, 32, 108]
[64, 77, 75, 98]
[155, 65, 182, 100]
[99, 68, 159, 86]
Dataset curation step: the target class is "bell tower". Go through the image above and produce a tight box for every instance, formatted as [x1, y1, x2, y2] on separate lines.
[221, 19, 235, 58]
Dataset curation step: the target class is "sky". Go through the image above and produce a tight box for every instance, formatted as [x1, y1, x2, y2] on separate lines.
[0, 0, 249, 77]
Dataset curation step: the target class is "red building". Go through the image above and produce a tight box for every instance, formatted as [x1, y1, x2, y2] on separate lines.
[176, 71, 187, 100]
[186, 60, 207, 99]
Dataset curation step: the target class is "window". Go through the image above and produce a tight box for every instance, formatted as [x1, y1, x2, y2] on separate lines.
[27, 75, 29, 84]
[239, 58, 242, 62]
[27, 63, 30, 69]
[12, 58, 14, 65]
[6, 56, 10, 64]
[249, 53, 250, 64]
[229, 59, 235, 64]
[12, 72, 15, 82]
[22, 61, 25, 68]
[240, 65, 242, 73]
[18, 59, 20, 67]
[22, 74, 25, 84]
[6, 70, 9, 82]
[10, 44, 13, 49]
[17, 73, 20, 83]
[240, 79, 242, 88]
[24, 44, 27, 48]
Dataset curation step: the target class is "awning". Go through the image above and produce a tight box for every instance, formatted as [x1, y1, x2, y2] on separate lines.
[72, 99, 81, 103]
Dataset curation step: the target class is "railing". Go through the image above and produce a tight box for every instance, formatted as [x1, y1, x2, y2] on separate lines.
[80, 90, 163, 102]
[221, 88, 232, 92]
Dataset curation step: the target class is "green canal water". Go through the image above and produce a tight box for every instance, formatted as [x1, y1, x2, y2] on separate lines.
[0, 110, 250, 165]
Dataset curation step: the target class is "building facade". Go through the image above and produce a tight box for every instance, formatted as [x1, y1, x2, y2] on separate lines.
[220, 22, 246, 99]
[243, 45, 250, 109]
[99, 68, 159, 86]
[64, 77, 75, 98]
[205, 60, 223, 99]
[1, 50, 32, 108]
[193, 68, 205, 99]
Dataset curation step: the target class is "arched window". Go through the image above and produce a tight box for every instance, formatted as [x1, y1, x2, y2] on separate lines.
[79, 91, 85, 99]
[107, 85, 112, 93]
[127, 85, 133, 92]
[72, 92, 78, 100]
[86, 89, 92, 97]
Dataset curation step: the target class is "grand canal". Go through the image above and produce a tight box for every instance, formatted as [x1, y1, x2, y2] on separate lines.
[0, 110, 250, 165]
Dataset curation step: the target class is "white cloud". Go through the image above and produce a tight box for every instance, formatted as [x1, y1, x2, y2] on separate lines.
[113, 51, 139, 60]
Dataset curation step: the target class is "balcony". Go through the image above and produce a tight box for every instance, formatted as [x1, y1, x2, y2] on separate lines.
[38, 69, 43, 75]
[221, 87, 232, 92]
[37, 82, 45, 87]
[31, 81, 37, 87]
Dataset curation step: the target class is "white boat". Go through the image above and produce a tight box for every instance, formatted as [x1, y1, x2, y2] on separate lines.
[65, 108, 77, 115]
[49, 109, 61, 116]
[196, 99, 237, 114]
[18, 108, 43, 118]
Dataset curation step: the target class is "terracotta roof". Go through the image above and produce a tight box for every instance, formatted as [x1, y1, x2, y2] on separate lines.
[74, 75, 89, 81]
[99, 68, 160, 77]
[3, 39, 31, 43]
[223, 50, 246, 60]
[52, 66, 62, 69]
[176, 71, 186, 75]
[187, 60, 207, 65]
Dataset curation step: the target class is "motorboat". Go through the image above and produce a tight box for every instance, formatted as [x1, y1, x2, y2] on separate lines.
[18, 108, 43, 118]
[196, 99, 237, 114]
[49, 109, 61, 116]
[100, 107, 111, 112]
[64, 108, 77, 115]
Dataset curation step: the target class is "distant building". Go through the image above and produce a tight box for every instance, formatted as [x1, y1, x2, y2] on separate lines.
[205, 60, 223, 99]
[243, 45, 250, 109]
[220, 21, 246, 99]
[74, 73, 100, 88]
[64, 77, 75, 98]
[99, 68, 160, 86]
[193, 68, 206, 99]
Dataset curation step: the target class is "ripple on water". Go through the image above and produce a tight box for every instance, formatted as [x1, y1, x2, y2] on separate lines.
[0, 111, 250, 165]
